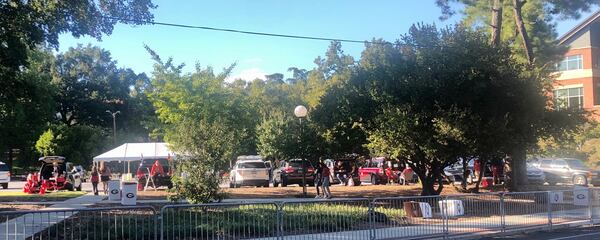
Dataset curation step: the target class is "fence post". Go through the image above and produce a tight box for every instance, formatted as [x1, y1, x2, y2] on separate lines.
[158, 206, 165, 240]
[547, 191, 553, 231]
[155, 209, 159, 240]
[589, 188, 593, 224]
[368, 199, 375, 240]
[499, 193, 506, 233]
[443, 196, 449, 239]
[276, 202, 283, 240]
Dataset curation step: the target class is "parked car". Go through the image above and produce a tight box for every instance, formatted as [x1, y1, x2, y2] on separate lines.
[0, 161, 9, 189]
[443, 158, 475, 184]
[136, 158, 173, 189]
[272, 159, 314, 187]
[38, 156, 82, 191]
[358, 157, 401, 185]
[229, 159, 270, 188]
[526, 163, 546, 185]
[534, 158, 600, 186]
[325, 158, 361, 186]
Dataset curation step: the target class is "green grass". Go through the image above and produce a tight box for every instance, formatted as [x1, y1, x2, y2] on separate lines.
[0, 191, 86, 201]
[161, 203, 407, 238]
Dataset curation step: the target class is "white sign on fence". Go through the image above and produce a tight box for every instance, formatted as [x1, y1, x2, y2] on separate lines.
[418, 202, 432, 218]
[550, 191, 563, 204]
[573, 187, 589, 206]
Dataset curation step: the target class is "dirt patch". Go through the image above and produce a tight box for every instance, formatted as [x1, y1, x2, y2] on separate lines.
[225, 184, 463, 199]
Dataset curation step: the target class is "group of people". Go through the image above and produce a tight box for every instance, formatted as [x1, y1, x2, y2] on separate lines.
[89, 165, 111, 195]
[473, 158, 505, 185]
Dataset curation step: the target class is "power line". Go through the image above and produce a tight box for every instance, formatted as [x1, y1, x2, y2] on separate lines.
[102, 16, 381, 44]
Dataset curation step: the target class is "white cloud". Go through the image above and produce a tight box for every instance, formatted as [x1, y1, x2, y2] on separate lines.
[226, 68, 267, 82]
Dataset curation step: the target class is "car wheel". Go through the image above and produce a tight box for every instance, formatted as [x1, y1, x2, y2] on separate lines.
[229, 182, 234, 188]
[76, 185, 82, 191]
[355, 180, 361, 186]
[263, 181, 270, 188]
[66, 183, 74, 191]
[573, 175, 587, 186]
[1, 183, 7, 189]
[371, 175, 378, 185]
[273, 178, 280, 187]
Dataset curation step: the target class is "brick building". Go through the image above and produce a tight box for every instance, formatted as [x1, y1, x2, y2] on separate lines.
[554, 11, 600, 119]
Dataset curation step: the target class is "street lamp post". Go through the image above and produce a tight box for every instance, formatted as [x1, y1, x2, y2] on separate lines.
[106, 110, 120, 145]
[294, 105, 308, 197]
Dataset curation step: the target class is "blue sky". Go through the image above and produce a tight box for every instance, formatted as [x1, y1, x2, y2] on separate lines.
[58, 1, 598, 81]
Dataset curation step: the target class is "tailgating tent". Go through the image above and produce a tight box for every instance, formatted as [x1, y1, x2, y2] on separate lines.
[93, 142, 175, 173]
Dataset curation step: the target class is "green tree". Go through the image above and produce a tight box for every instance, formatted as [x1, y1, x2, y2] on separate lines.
[35, 123, 108, 166]
[146, 48, 254, 202]
[437, 0, 599, 64]
[35, 129, 58, 157]
[1, 0, 155, 168]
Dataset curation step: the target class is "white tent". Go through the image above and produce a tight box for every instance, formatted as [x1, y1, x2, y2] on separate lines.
[93, 142, 175, 163]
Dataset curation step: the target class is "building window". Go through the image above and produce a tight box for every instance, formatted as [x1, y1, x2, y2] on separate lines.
[553, 87, 583, 109]
[556, 55, 583, 71]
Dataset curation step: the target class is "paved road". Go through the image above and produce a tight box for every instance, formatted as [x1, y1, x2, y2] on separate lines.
[481, 225, 600, 240]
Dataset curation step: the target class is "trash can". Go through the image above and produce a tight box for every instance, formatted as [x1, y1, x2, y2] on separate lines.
[439, 199, 464, 217]
[108, 180, 121, 201]
[121, 181, 137, 205]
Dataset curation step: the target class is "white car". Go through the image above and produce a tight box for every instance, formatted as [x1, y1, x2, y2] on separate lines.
[229, 159, 270, 188]
[0, 161, 9, 189]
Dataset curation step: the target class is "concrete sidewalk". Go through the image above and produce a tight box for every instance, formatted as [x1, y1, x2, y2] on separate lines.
[0, 193, 104, 240]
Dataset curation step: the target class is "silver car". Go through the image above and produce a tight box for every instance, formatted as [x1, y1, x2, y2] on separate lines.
[0, 162, 9, 189]
[526, 163, 545, 185]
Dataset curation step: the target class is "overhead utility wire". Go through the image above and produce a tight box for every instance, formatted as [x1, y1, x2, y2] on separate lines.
[102, 16, 383, 44]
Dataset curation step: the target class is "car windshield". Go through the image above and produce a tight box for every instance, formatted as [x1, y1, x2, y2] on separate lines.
[0, 164, 8, 171]
[238, 162, 266, 169]
[566, 159, 587, 168]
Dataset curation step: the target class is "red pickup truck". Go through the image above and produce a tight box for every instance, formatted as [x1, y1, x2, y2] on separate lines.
[359, 157, 401, 185]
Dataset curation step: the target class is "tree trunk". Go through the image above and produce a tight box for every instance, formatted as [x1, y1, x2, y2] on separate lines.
[508, 147, 528, 191]
[419, 170, 444, 196]
[491, 0, 503, 46]
[473, 159, 486, 193]
[512, 0, 534, 63]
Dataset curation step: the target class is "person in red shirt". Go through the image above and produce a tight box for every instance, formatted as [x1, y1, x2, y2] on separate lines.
[150, 160, 165, 177]
[473, 158, 481, 180]
[90, 166, 99, 195]
[320, 162, 332, 199]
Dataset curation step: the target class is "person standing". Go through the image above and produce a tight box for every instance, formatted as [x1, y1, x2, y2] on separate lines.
[314, 161, 323, 198]
[321, 162, 332, 199]
[100, 165, 111, 195]
[90, 166, 99, 195]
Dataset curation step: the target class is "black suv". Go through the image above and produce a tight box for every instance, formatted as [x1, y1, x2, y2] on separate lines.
[273, 159, 314, 187]
[535, 158, 600, 186]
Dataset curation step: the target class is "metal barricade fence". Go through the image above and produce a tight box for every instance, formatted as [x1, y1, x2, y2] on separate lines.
[502, 191, 550, 231]
[549, 189, 590, 226]
[160, 202, 278, 240]
[445, 193, 502, 236]
[280, 199, 371, 240]
[371, 196, 445, 240]
[2, 190, 599, 240]
[0, 206, 156, 240]
[591, 188, 600, 222]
